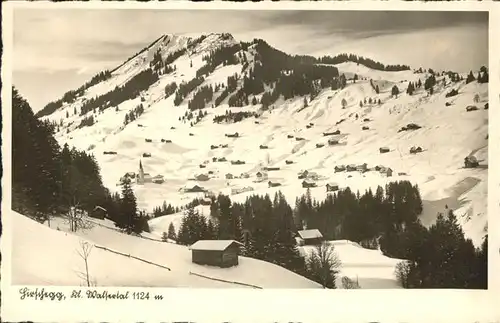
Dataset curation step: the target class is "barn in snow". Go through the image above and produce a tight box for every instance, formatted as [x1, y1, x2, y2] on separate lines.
[91, 206, 107, 220]
[296, 229, 324, 246]
[189, 240, 243, 268]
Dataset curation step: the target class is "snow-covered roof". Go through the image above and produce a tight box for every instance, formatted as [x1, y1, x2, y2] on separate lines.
[297, 229, 323, 240]
[93, 206, 107, 212]
[189, 240, 243, 251]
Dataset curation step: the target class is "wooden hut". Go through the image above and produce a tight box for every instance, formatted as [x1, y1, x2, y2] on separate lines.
[464, 156, 479, 168]
[91, 206, 107, 220]
[326, 183, 339, 192]
[296, 229, 324, 246]
[189, 240, 243, 268]
[302, 179, 317, 188]
[379, 147, 390, 154]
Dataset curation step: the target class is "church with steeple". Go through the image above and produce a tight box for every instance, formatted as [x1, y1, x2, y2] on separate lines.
[137, 159, 145, 185]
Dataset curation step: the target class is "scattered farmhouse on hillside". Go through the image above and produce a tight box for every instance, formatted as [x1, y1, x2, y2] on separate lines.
[296, 229, 324, 246]
[91, 206, 107, 220]
[231, 186, 254, 195]
[200, 197, 212, 206]
[255, 171, 268, 182]
[195, 174, 210, 181]
[326, 183, 339, 192]
[189, 240, 243, 268]
[225, 173, 234, 180]
[302, 179, 317, 188]
[183, 184, 207, 193]
[152, 175, 165, 184]
[464, 156, 479, 168]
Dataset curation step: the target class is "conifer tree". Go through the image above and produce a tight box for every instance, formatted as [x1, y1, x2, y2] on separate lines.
[167, 222, 177, 240]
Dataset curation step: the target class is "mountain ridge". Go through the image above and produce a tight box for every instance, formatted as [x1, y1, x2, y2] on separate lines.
[34, 32, 488, 248]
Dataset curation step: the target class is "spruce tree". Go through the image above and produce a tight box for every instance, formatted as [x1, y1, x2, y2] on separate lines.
[167, 222, 177, 240]
[116, 178, 138, 234]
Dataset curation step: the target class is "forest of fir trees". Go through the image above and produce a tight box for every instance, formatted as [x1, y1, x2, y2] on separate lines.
[12, 87, 150, 235]
[168, 181, 487, 289]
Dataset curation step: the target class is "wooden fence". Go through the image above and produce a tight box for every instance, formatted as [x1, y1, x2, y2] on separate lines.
[188, 271, 262, 289]
[94, 244, 171, 271]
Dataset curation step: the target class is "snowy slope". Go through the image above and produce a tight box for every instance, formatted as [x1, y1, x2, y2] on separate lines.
[11, 211, 321, 289]
[299, 240, 405, 289]
[40, 33, 488, 247]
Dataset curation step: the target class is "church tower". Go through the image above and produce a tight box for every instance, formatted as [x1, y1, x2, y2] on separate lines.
[137, 159, 145, 184]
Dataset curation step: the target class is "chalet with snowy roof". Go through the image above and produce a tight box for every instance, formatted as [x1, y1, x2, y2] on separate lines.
[152, 175, 164, 184]
[297, 170, 309, 179]
[195, 174, 210, 181]
[302, 179, 317, 188]
[326, 183, 339, 192]
[357, 163, 368, 173]
[464, 156, 479, 168]
[184, 184, 206, 193]
[255, 171, 268, 182]
[200, 197, 212, 206]
[91, 206, 107, 220]
[296, 229, 324, 246]
[189, 240, 243, 268]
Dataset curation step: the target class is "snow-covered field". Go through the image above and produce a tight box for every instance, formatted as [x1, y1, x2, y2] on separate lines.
[27, 32, 489, 288]
[11, 210, 321, 289]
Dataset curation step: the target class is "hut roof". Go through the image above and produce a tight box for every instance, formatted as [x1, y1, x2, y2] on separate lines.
[189, 240, 243, 251]
[297, 229, 323, 240]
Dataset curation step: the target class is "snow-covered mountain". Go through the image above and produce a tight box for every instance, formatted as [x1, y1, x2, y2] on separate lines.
[38, 32, 488, 249]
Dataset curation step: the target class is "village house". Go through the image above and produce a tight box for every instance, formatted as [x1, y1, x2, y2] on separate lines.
[379, 147, 390, 154]
[240, 173, 250, 179]
[184, 184, 206, 193]
[297, 170, 309, 179]
[356, 163, 368, 173]
[464, 156, 479, 168]
[91, 206, 107, 220]
[255, 171, 268, 182]
[334, 165, 346, 173]
[328, 138, 339, 146]
[231, 186, 254, 195]
[296, 229, 324, 246]
[200, 197, 212, 206]
[326, 183, 339, 192]
[195, 174, 210, 181]
[268, 181, 282, 188]
[189, 240, 243, 268]
[385, 168, 394, 177]
[225, 173, 234, 180]
[346, 164, 357, 172]
[152, 175, 165, 184]
[302, 179, 317, 188]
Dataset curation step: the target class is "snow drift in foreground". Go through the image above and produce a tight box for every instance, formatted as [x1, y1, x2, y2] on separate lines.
[299, 241, 405, 289]
[10, 211, 322, 289]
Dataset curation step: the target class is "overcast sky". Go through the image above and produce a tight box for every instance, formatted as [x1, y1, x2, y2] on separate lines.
[12, 9, 488, 111]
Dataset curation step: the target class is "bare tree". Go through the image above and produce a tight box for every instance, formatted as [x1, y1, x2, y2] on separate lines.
[75, 240, 94, 287]
[341, 276, 360, 289]
[306, 242, 342, 288]
[65, 197, 94, 232]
